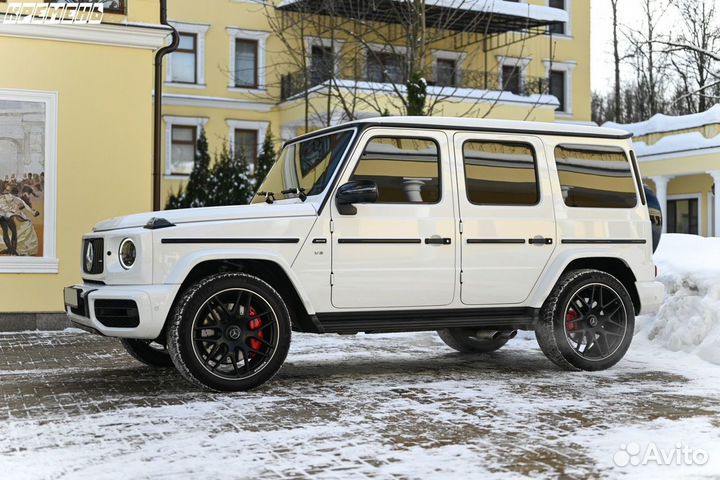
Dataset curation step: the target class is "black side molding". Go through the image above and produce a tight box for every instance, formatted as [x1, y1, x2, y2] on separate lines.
[161, 238, 300, 244]
[337, 238, 422, 244]
[144, 217, 175, 230]
[561, 239, 647, 245]
[467, 239, 526, 244]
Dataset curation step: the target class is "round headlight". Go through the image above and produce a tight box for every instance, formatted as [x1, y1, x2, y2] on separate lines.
[84, 241, 94, 272]
[119, 238, 136, 270]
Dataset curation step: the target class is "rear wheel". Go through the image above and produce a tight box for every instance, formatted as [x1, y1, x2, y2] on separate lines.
[167, 272, 292, 391]
[535, 269, 634, 371]
[121, 339, 174, 368]
[437, 328, 514, 353]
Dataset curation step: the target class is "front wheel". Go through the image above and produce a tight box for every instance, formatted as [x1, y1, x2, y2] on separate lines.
[167, 272, 292, 392]
[535, 269, 635, 371]
[121, 339, 174, 368]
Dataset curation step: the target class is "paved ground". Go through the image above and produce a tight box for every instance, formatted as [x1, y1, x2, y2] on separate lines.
[1, 329, 719, 479]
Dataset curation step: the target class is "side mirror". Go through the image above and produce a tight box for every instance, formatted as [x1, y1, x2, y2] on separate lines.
[335, 180, 378, 215]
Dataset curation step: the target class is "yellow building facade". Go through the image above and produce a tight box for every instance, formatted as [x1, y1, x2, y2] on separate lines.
[0, 1, 171, 326]
[161, 0, 592, 204]
[606, 106, 720, 238]
[0, 0, 591, 326]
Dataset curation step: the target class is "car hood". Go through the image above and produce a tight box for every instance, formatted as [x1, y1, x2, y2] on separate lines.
[93, 202, 318, 232]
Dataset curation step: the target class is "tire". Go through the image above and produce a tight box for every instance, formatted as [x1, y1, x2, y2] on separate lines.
[167, 272, 292, 392]
[535, 269, 635, 371]
[437, 328, 512, 353]
[121, 339, 174, 368]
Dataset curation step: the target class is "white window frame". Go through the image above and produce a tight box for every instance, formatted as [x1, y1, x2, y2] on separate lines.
[543, 60, 576, 116]
[497, 56, 532, 92]
[306, 37, 345, 77]
[432, 50, 467, 86]
[0, 89, 58, 273]
[546, 0, 573, 38]
[166, 21, 209, 89]
[227, 27, 270, 93]
[227, 120, 269, 174]
[365, 43, 408, 83]
[667, 193, 703, 236]
[164, 116, 208, 178]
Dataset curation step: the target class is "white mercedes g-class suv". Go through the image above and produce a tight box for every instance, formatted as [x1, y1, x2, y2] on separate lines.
[65, 117, 664, 391]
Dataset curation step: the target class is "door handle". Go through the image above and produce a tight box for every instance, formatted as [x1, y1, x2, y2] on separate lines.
[529, 236, 553, 245]
[425, 237, 452, 245]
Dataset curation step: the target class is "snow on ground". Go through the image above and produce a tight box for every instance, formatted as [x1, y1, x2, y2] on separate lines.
[638, 234, 720, 365]
[0, 234, 719, 479]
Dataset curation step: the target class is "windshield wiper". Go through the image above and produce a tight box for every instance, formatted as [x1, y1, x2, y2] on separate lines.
[257, 191, 276, 204]
[281, 187, 307, 202]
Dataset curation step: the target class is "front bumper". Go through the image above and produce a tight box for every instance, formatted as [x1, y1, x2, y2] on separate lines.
[64, 283, 181, 339]
[635, 280, 665, 315]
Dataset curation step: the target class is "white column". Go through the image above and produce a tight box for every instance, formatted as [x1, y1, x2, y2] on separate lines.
[708, 171, 720, 237]
[650, 176, 671, 233]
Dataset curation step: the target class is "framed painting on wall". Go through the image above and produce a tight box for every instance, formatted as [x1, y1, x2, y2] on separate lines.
[0, 90, 57, 273]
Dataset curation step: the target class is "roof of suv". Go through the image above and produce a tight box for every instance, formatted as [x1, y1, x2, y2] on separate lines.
[290, 117, 633, 143]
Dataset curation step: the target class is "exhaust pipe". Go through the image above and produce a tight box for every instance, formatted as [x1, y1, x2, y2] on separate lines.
[472, 329, 517, 341]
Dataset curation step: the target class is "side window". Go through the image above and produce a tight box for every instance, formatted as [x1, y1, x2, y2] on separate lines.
[555, 145, 638, 208]
[462, 141, 539, 205]
[350, 136, 440, 203]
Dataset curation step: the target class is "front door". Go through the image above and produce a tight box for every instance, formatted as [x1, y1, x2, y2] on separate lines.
[331, 129, 456, 309]
[455, 133, 556, 305]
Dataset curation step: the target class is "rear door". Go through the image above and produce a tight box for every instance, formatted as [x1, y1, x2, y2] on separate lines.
[455, 133, 556, 305]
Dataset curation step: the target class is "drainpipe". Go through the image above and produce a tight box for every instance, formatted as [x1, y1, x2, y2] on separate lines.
[153, 0, 179, 211]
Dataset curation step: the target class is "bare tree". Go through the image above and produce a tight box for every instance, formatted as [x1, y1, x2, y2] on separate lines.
[256, 0, 557, 129]
[663, 0, 720, 113]
[610, 0, 622, 121]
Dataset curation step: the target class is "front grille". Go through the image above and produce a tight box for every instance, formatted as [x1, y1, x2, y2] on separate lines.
[83, 238, 104, 274]
[94, 299, 140, 328]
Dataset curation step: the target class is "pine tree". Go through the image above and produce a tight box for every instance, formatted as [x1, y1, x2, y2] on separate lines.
[254, 130, 276, 189]
[406, 72, 427, 116]
[165, 129, 211, 210]
[206, 145, 255, 206]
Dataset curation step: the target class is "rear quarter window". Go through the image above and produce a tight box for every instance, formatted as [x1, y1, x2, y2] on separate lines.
[555, 145, 638, 208]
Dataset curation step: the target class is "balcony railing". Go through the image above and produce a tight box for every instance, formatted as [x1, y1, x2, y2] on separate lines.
[280, 66, 551, 101]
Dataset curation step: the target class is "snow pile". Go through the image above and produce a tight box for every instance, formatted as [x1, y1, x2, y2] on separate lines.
[634, 131, 720, 159]
[604, 104, 720, 137]
[639, 234, 720, 365]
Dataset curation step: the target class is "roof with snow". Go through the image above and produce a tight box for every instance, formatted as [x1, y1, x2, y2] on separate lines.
[277, 0, 568, 35]
[604, 104, 720, 138]
[634, 131, 720, 160]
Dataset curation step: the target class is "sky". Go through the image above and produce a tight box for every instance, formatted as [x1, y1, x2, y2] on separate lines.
[591, 0, 655, 93]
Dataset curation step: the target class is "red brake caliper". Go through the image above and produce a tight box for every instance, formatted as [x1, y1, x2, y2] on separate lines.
[566, 308, 578, 332]
[248, 307, 264, 351]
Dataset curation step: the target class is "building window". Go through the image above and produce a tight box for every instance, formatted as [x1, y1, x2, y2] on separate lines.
[367, 51, 406, 84]
[351, 137, 440, 203]
[549, 0, 567, 35]
[170, 33, 197, 84]
[550, 70, 566, 112]
[228, 29, 269, 90]
[501, 65, 522, 94]
[463, 141, 539, 205]
[436, 58, 458, 87]
[310, 44, 334, 85]
[667, 198, 699, 234]
[555, 145, 638, 209]
[170, 125, 196, 176]
[234, 129, 259, 169]
[234, 39, 258, 88]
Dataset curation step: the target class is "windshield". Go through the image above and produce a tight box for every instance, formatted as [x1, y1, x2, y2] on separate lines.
[251, 129, 355, 203]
